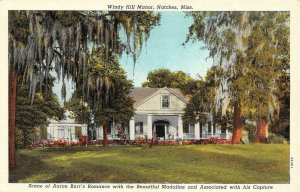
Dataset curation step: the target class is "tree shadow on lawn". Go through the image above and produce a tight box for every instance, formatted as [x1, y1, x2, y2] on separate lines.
[170, 145, 290, 183]
[48, 160, 156, 183]
[9, 145, 290, 183]
[9, 152, 55, 183]
[10, 147, 153, 183]
[45, 146, 289, 183]
[38, 146, 116, 153]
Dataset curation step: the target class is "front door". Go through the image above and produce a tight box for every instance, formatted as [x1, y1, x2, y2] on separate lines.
[153, 120, 170, 140]
[155, 124, 165, 139]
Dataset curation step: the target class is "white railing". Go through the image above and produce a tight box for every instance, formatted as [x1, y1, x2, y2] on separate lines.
[200, 133, 227, 139]
[183, 133, 195, 139]
[98, 133, 227, 140]
[217, 133, 227, 139]
[108, 134, 121, 140]
[200, 133, 210, 139]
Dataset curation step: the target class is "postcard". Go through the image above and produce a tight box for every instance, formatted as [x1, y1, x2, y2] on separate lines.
[0, 0, 299, 191]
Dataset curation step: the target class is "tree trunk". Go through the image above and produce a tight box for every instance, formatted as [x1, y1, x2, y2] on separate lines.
[232, 101, 243, 144]
[254, 117, 268, 143]
[103, 122, 108, 147]
[9, 71, 17, 170]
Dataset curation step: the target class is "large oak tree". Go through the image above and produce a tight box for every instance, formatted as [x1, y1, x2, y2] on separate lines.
[65, 46, 135, 146]
[142, 68, 193, 92]
[186, 12, 289, 143]
[9, 11, 160, 169]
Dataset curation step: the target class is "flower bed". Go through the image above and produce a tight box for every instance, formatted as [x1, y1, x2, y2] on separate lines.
[27, 136, 229, 149]
[199, 137, 228, 144]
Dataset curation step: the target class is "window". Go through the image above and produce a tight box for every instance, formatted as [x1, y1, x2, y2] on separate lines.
[135, 122, 143, 134]
[75, 126, 82, 139]
[208, 121, 212, 133]
[125, 126, 129, 134]
[183, 124, 195, 134]
[183, 123, 189, 133]
[161, 95, 170, 108]
[58, 129, 65, 138]
[107, 125, 111, 134]
[40, 127, 47, 140]
[189, 124, 195, 134]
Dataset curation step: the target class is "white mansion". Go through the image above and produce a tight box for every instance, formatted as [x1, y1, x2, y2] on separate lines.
[43, 87, 231, 142]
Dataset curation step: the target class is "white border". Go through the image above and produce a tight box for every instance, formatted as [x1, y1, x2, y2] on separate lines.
[0, 0, 299, 191]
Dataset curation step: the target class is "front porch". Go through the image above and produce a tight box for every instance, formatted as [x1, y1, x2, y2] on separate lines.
[95, 113, 231, 141]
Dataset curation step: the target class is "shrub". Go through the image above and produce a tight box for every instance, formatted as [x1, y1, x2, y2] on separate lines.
[16, 127, 34, 149]
[16, 128, 25, 149]
[53, 139, 68, 147]
[26, 143, 38, 150]
[128, 140, 137, 145]
[192, 140, 202, 144]
[79, 135, 88, 146]
[136, 136, 145, 145]
[200, 137, 227, 144]
[182, 140, 193, 145]
[267, 134, 288, 144]
[157, 140, 177, 145]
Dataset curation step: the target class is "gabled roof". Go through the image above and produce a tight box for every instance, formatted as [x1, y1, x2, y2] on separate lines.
[129, 87, 160, 103]
[129, 87, 188, 107]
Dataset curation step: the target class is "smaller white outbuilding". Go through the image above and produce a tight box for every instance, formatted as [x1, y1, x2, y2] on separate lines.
[43, 111, 88, 142]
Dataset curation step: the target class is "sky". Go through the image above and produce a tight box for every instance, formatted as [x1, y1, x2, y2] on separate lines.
[53, 11, 213, 102]
[120, 11, 213, 87]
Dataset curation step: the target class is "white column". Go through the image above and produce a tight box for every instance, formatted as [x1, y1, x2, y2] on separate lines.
[129, 117, 135, 140]
[165, 125, 168, 139]
[65, 126, 68, 140]
[204, 124, 208, 138]
[82, 126, 88, 136]
[147, 115, 153, 139]
[53, 126, 57, 140]
[68, 127, 71, 142]
[195, 122, 200, 140]
[98, 125, 103, 139]
[178, 115, 183, 139]
[47, 126, 50, 140]
[96, 127, 99, 140]
[226, 129, 229, 139]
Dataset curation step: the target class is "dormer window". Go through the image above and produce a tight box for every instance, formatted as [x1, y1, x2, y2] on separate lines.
[161, 95, 170, 108]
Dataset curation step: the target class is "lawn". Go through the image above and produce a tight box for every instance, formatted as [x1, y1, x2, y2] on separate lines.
[9, 144, 289, 183]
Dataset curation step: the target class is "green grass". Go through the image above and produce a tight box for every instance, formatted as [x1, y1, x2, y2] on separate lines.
[9, 144, 289, 183]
